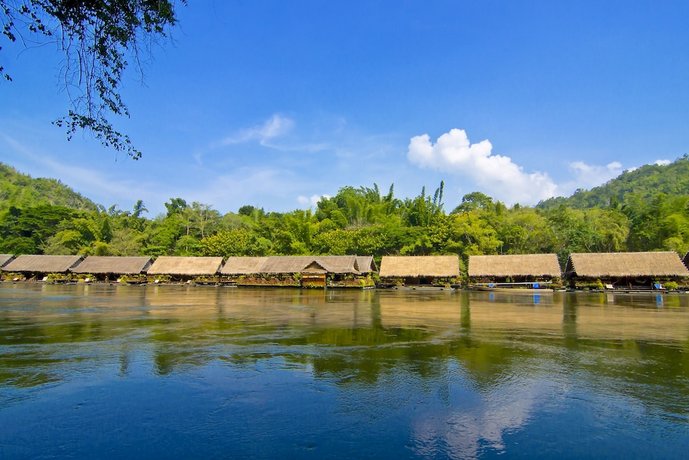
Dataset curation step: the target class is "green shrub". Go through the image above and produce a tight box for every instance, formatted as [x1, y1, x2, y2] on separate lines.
[665, 281, 679, 291]
[149, 274, 172, 283]
[1, 272, 24, 281]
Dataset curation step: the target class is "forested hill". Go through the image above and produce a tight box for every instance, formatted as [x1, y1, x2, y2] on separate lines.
[0, 162, 97, 212]
[1, 157, 688, 261]
[538, 155, 689, 209]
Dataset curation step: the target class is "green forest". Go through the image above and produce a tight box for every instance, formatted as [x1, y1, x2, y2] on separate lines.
[2, 157, 689, 266]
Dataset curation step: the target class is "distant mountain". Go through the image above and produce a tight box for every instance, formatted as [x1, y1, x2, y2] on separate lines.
[538, 155, 689, 209]
[0, 162, 98, 211]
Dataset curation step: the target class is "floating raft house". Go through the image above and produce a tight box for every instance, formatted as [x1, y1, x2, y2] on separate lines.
[379, 255, 460, 287]
[565, 252, 689, 290]
[468, 254, 561, 289]
[221, 255, 374, 288]
[147, 256, 223, 281]
[266, 256, 361, 288]
[220, 256, 297, 287]
[2, 255, 83, 278]
[71, 256, 153, 280]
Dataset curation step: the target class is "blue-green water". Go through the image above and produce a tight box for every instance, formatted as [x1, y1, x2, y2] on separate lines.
[1, 284, 688, 459]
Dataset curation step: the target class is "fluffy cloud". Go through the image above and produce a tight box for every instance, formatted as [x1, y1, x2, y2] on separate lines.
[407, 129, 557, 204]
[567, 161, 624, 189]
[221, 114, 295, 146]
[655, 159, 671, 166]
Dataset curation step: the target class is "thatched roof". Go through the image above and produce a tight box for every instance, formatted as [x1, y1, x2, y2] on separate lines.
[147, 256, 223, 276]
[220, 255, 366, 275]
[2, 255, 83, 273]
[468, 254, 561, 278]
[0, 254, 14, 268]
[259, 256, 361, 274]
[220, 257, 269, 275]
[566, 252, 689, 277]
[259, 256, 317, 274]
[71, 256, 152, 275]
[307, 256, 360, 274]
[379, 255, 460, 278]
[355, 256, 377, 273]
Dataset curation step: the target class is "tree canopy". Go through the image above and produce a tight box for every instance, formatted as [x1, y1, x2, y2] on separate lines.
[1, 0, 184, 158]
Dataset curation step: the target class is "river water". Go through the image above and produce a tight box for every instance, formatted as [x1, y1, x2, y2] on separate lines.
[0, 284, 688, 459]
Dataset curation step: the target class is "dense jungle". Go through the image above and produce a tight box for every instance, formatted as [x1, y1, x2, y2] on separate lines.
[2, 157, 689, 267]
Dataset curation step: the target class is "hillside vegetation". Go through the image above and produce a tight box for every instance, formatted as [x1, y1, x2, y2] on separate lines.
[538, 155, 689, 209]
[1, 158, 688, 265]
[0, 163, 97, 212]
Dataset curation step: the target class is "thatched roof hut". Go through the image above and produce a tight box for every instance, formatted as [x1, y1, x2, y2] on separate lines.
[566, 252, 689, 278]
[71, 256, 153, 275]
[220, 257, 269, 275]
[2, 255, 83, 273]
[379, 255, 460, 278]
[259, 256, 322, 274]
[468, 254, 561, 278]
[147, 256, 223, 276]
[0, 254, 15, 268]
[684, 252, 689, 270]
[261, 256, 361, 274]
[220, 255, 370, 275]
[305, 256, 360, 274]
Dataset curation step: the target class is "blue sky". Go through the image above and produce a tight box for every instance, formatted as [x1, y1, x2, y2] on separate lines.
[2, 0, 689, 216]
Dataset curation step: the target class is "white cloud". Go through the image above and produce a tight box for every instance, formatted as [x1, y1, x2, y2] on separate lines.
[655, 159, 671, 166]
[567, 160, 624, 189]
[411, 375, 563, 459]
[194, 114, 329, 166]
[407, 129, 557, 204]
[193, 113, 300, 165]
[220, 114, 295, 146]
[297, 194, 330, 208]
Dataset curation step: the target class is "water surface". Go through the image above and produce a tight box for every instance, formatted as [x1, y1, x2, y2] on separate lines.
[1, 284, 688, 458]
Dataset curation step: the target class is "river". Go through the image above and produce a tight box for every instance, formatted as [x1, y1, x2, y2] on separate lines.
[1, 284, 688, 458]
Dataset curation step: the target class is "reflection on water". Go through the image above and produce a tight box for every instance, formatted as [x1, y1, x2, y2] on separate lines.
[1, 284, 688, 458]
